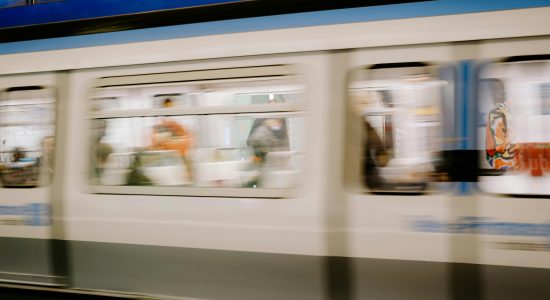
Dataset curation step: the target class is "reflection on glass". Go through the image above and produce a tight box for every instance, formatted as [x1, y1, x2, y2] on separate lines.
[92, 116, 196, 186]
[92, 79, 301, 112]
[349, 71, 449, 192]
[478, 60, 550, 195]
[91, 80, 304, 189]
[92, 115, 303, 188]
[0, 87, 56, 187]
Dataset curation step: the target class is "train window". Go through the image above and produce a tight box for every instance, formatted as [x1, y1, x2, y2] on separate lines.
[0, 86, 56, 187]
[89, 65, 305, 197]
[477, 58, 550, 196]
[346, 63, 455, 193]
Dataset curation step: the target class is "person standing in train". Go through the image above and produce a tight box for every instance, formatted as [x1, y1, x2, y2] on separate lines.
[362, 90, 394, 189]
[245, 96, 290, 187]
[246, 96, 290, 162]
[247, 118, 289, 162]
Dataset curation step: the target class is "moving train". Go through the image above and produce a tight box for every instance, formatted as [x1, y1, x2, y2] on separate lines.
[0, 1, 550, 299]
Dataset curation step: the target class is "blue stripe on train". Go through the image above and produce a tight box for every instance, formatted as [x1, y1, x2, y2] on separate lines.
[0, 0, 549, 55]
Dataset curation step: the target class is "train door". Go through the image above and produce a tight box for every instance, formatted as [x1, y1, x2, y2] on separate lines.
[340, 44, 462, 299]
[472, 38, 550, 300]
[0, 72, 67, 286]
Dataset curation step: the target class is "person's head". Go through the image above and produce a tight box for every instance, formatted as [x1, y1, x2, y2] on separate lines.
[265, 118, 284, 131]
[488, 79, 506, 105]
[163, 98, 174, 108]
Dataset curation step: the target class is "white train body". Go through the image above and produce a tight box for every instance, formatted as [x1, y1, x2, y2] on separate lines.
[0, 5, 549, 300]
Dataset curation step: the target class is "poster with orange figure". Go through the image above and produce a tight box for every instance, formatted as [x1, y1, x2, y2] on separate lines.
[486, 103, 517, 170]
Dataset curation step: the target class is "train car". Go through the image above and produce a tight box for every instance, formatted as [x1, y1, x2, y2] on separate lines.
[0, 1, 549, 299]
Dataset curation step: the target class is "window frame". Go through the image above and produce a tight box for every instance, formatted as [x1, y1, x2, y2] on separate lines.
[0, 85, 57, 188]
[87, 64, 307, 198]
[475, 57, 550, 197]
[344, 62, 458, 195]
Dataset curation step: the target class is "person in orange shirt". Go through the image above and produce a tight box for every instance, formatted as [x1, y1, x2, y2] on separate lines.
[152, 119, 192, 157]
[151, 98, 194, 181]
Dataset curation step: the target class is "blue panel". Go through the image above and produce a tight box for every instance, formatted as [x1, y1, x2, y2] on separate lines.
[0, 0, 242, 27]
[0, 0, 25, 9]
[0, 0, 549, 54]
[459, 62, 471, 194]
[1, 0, 549, 28]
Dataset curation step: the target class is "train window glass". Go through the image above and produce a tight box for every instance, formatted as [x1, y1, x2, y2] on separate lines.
[92, 82, 300, 112]
[477, 59, 550, 196]
[93, 66, 300, 112]
[90, 66, 305, 196]
[346, 64, 454, 193]
[0, 86, 56, 187]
